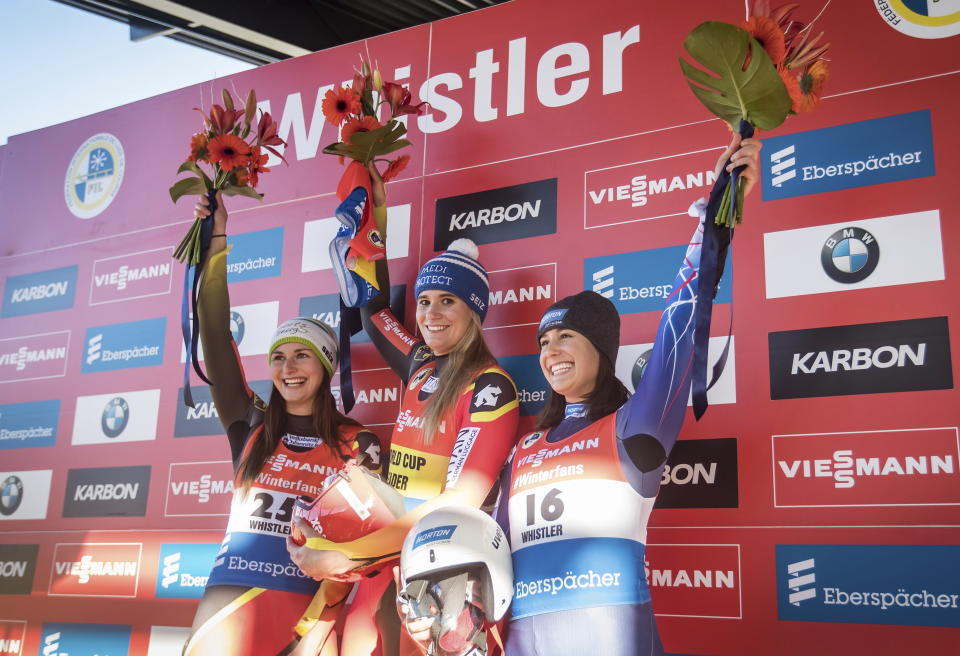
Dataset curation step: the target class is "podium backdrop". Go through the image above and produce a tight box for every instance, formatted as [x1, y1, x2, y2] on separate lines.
[1, 1, 958, 653]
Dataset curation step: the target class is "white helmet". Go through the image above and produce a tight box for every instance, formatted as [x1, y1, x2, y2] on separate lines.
[399, 505, 513, 655]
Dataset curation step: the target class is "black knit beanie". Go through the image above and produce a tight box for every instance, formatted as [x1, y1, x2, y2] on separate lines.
[537, 290, 620, 365]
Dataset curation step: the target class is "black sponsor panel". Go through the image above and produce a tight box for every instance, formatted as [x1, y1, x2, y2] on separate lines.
[654, 438, 738, 509]
[434, 178, 558, 249]
[62, 465, 151, 517]
[174, 380, 272, 437]
[769, 316, 953, 400]
[0, 543, 39, 594]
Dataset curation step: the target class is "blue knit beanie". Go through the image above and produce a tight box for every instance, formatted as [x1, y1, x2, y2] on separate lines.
[414, 239, 490, 321]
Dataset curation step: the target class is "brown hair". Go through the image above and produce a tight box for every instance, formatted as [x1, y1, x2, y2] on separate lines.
[421, 315, 496, 444]
[536, 353, 629, 430]
[236, 372, 360, 490]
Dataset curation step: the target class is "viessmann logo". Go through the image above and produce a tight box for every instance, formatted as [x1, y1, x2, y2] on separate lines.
[0, 620, 26, 655]
[585, 245, 731, 315]
[772, 427, 960, 508]
[762, 111, 935, 200]
[0, 331, 70, 383]
[768, 316, 953, 399]
[645, 543, 742, 619]
[62, 466, 150, 518]
[584, 151, 718, 229]
[82, 317, 166, 373]
[2, 265, 78, 318]
[486, 263, 555, 329]
[48, 543, 141, 597]
[90, 247, 173, 305]
[165, 461, 235, 517]
[434, 179, 557, 250]
[777, 544, 960, 627]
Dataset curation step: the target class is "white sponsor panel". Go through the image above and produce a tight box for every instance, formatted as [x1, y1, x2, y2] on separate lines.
[301, 204, 411, 272]
[615, 336, 736, 406]
[763, 210, 944, 298]
[0, 470, 53, 520]
[181, 301, 280, 362]
[71, 389, 161, 445]
[147, 626, 191, 656]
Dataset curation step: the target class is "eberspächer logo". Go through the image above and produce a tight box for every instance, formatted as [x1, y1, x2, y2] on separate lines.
[64, 133, 125, 219]
[777, 544, 960, 626]
[81, 318, 166, 373]
[761, 111, 935, 200]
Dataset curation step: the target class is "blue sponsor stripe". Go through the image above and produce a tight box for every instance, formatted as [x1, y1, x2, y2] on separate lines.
[206, 531, 320, 596]
[776, 544, 960, 627]
[225, 227, 284, 282]
[512, 538, 649, 618]
[156, 543, 220, 599]
[81, 317, 167, 373]
[2, 265, 78, 317]
[500, 354, 548, 417]
[0, 399, 59, 450]
[413, 525, 457, 548]
[40, 622, 131, 655]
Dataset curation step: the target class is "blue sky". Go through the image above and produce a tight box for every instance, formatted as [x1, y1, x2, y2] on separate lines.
[1, 0, 255, 145]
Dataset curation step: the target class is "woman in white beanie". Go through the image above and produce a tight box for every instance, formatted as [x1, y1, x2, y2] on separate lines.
[185, 193, 382, 656]
[287, 163, 520, 655]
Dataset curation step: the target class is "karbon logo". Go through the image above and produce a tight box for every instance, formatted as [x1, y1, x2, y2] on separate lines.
[63, 466, 150, 518]
[1, 265, 78, 318]
[654, 438, 738, 509]
[769, 317, 953, 399]
[64, 133, 125, 219]
[0, 543, 38, 595]
[434, 179, 557, 249]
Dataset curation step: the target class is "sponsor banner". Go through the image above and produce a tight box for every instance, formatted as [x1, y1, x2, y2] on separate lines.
[299, 286, 407, 344]
[768, 317, 953, 399]
[49, 543, 141, 597]
[183, 301, 279, 361]
[225, 227, 284, 282]
[156, 543, 220, 598]
[647, 543, 742, 619]
[585, 245, 731, 315]
[617, 336, 736, 406]
[0, 330, 70, 384]
[63, 132, 125, 219]
[62, 466, 150, 518]
[164, 461, 235, 517]
[332, 369, 403, 426]
[0, 544, 39, 595]
[874, 0, 960, 39]
[173, 380, 272, 437]
[486, 263, 556, 329]
[655, 438, 738, 509]
[0, 470, 52, 521]
[147, 626, 191, 656]
[1, 265, 78, 317]
[763, 210, 944, 298]
[0, 620, 26, 656]
[71, 389, 161, 445]
[762, 111, 935, 200]
[82, 317, 166, 373]
[89, 247, 173, 305]
[772, 427, 960, 507]
[500, 354, 549, 417]
[302, 204, 411, 272]
[584, 151, 717, 228]
[39, 622, 131, 656]
[0, 399, 59, 450]
[777, 544, 960, 627]
[434, 179, 558, 249]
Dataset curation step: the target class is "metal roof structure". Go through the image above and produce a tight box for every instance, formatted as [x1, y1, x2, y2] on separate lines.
[54, 0, 512, 65]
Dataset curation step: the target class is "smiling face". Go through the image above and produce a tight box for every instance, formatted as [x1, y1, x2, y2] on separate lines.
[416, 290, 475, 356]
[539, 328, 600, 403]
[270, 342, 326, 415]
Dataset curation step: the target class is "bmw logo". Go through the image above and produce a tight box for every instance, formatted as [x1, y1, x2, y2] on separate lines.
[821, 227, 880, 284]
[230, 311, 246, 344]
[0, 475, 23, 516]
[631, 348, 654, 391]
[101, 397, 130, 438]
[521, 432, 543, 449]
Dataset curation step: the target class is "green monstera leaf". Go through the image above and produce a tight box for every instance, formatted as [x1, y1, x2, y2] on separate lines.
[679, 21, 791, 131]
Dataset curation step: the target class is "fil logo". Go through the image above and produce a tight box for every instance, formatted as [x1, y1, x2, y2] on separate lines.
[161, 552, 180, 588]
[592, 266, 614, 299]
[770, 144, 797, 187]
[86, 334, 102, 365]
[42, 632, 61, 656]
[787, 558, 816, 605]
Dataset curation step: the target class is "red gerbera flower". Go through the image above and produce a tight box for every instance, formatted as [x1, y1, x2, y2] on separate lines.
[381, 155, 410, 183]
[207, 134, 251, 170]
[322, 87, 361, 127]
[796, 59, 828, 112]
[742, 16, 786, 68]
[341, 116, 381, 144]
[779, 68, 803, 113]
[188, 133, 208, 162]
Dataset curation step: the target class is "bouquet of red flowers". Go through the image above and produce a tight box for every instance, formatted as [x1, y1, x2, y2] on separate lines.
[168, 88, 287, 265]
